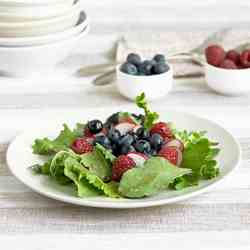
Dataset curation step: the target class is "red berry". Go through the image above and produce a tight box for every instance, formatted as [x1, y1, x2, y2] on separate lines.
[219, 59, 237, 69]
[84, 127, 93, 137]
[240, 50, 250, 68]
[158, 146, 182, 166]
[112, 155, 136, 181]
[150, 122, 173, 140]
[205, 45, 225, 66]
[226, 50, 240, 65]
[71, 138, 93, 154]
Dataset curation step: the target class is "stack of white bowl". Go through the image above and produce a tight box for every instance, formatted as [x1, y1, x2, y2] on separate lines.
[0, 0, 88, 76]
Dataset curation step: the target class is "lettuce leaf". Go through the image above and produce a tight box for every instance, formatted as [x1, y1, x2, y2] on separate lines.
[119, 157, 191, 198]
[171, 137, 220, 190]
[32, 124, 77, 155]
[64, 157, 120, 198]
[95, 143, 116, 164]
[80, 147, 112, 182]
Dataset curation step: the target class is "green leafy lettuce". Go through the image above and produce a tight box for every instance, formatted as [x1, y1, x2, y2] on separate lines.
[135, 92, 159, 129]
[170, 131, 220, 190]
[32, 124, 78, 155]
[64, 157, 120, 198]
[119, 157, 191, 198]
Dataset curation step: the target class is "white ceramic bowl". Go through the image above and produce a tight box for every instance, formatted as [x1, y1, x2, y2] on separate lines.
[205, 63, 250, 96]
[0, 0, 74, 7]
[0, 0, 75, 21]
[0, 2, 80, 37]
[116, 65, 173, 101]
[0, 11, 88, 47]
[0, 25, 89, 77]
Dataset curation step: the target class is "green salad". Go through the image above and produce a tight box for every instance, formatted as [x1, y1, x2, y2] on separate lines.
[31, 93, 220, 199]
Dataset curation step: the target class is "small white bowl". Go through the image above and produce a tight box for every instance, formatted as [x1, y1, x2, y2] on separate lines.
[116, 65, 173, 101]
[0, 11, 88, 47]
[205, 63, 250, 96]
[0, 25, 89, 77]
[0, 0, 75, 21]
[0, 2, 80, 37]
[0, 0, 74, 7]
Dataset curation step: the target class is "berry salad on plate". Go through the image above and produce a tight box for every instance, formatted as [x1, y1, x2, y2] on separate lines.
[31, 93, 220, 199]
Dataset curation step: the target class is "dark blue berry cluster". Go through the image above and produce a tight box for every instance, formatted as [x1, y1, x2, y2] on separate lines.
[120, 53, 169, 76]
[87, 113, 164, 157]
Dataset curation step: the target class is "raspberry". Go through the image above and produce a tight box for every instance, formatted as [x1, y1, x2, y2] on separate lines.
[240, 50, 250, 68]
[150, 122, 173, 140]
[226, 50, 240, 65]
[112, 155, 136, 181]
[71, 138, 93, 154]
[84, 127, 93, 137]
[219, 59, 237, 69]
[158, 146, 180, 165]
[205, 45, 225, 66]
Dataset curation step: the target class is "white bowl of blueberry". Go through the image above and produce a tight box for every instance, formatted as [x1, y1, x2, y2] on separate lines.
[116, 53, 173, 101]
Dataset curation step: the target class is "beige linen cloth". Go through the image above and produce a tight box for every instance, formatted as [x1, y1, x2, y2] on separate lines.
[115, 29, 250, 78]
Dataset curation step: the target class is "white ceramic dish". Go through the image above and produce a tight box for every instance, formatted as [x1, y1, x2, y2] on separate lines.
[116, 65, 173, 101]
[0, 0, 76, 21]
[205, 63, 250, 96]
[7, 110, 241, 209]
[0, 2, 80, 37]
[0, 11, 88, 47]
[0, 25, 89, 77]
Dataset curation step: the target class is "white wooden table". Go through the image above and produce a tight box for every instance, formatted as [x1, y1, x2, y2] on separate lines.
[1, 0, 250, 248]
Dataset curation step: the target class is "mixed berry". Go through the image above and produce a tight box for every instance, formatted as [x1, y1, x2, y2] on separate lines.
[120, 53, 170, 76]
[205, 44, 250, 69]
[71, 112, 183, 181]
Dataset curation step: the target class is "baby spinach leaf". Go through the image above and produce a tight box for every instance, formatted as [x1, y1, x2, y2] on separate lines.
[119, 157, 191, 198]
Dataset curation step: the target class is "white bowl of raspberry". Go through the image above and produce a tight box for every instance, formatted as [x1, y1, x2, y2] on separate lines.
[205, 45, 250, 96]
[116, 53, 173, 101]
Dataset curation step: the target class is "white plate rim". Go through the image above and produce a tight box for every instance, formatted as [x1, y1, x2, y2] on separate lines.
[6, 110, 242, 209]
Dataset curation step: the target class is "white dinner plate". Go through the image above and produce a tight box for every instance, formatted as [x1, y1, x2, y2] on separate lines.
[7, 110, 241, 209]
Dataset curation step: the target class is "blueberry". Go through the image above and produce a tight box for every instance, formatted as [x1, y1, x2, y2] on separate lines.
[150, 133, 163, 150]
[134, 140, 151, 154]
[94, 135, 111, 148]
[119, 134, 134, 147]
[153, 63, 169, 75]
[105, 112, 119, 127]
[153, 54, 166, 63]
[136, 127, 150, 140]
[120, 145, 136, 155]
[107, 129, 121, 144]
[87, 120, 103, 134]
[150, 149, 157, 156]
[138, 60, 155, 75]
[120, 62, 138, 75]
[127, 53, 141, 66]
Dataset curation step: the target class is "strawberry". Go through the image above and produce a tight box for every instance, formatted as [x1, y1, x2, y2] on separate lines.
[240, 50, 250, 68]
[112, 155, 136, 181]
[150, 122, 173, 140]
[71, 138, 93, 154]
[205, 45, 225, 66]
[219, 59, 237, 69]
[225, 50, 240, 65]
[158, 146, 182, 166]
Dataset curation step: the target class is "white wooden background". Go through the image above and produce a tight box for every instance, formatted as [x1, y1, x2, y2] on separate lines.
[1, 0, 250, 249]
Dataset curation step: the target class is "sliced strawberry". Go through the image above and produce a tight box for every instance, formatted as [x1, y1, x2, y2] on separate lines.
[150, 122, 173, 140]
[112, 155, 136, 181]
[127, 152, 148, 166]
[163, 139, 184, 152]
[158, 146, 182, 166]
[115, 122, 136, 136]
[71, 138, 93, 154]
